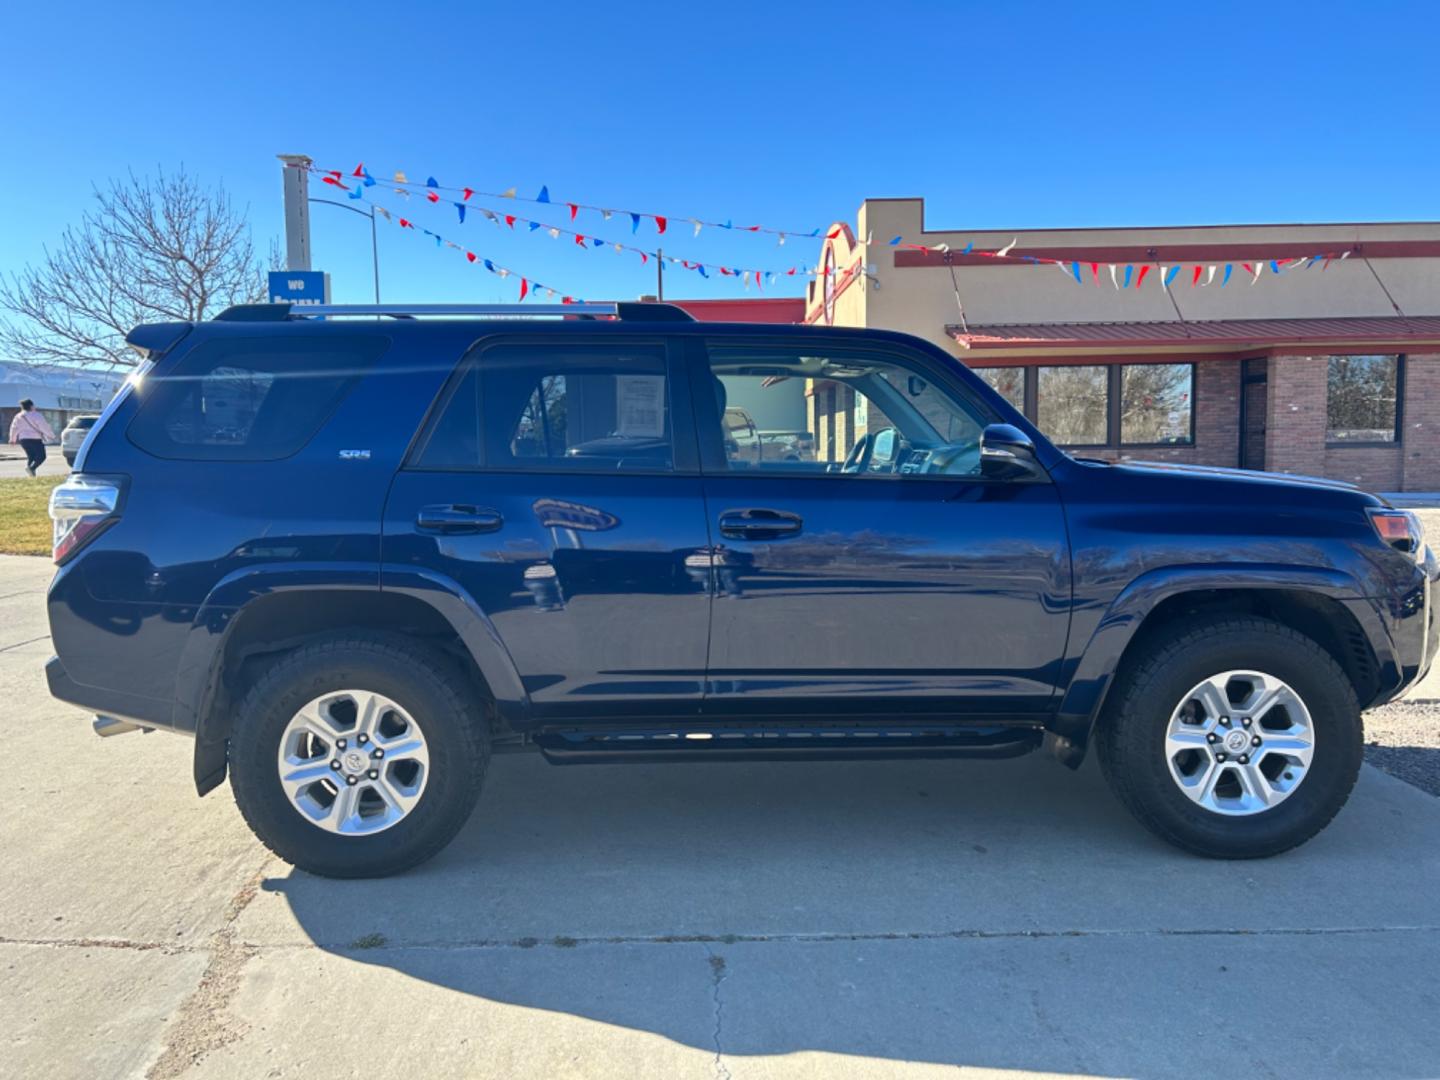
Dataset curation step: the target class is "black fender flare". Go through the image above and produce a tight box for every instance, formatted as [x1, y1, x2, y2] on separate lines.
[1045, 563, 1393, 767]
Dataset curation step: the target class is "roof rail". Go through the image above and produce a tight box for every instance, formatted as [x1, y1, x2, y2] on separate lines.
[213, 301, 695, 323]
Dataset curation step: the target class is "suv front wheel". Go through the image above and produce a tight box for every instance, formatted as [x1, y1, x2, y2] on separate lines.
[229, 635, 489, 878]
[1096, 616, 1363, 858]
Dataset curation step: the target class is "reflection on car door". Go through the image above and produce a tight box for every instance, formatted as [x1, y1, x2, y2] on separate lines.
[383, 336, 713, 721]
[693, 338, 1072, 719]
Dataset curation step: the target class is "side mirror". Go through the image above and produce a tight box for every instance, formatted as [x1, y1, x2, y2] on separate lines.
[980, 423, 1044, 481]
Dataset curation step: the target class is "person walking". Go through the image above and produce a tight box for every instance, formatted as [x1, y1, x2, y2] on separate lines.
[9, 399, 56, 477]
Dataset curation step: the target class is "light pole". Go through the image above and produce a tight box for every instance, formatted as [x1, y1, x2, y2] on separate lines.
[308, 197, 381, 303]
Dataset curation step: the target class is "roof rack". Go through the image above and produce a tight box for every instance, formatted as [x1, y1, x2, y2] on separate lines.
[213, 301, 696, 323]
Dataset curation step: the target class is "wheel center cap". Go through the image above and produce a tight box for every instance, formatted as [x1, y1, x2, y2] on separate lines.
[1224, 729, 1250, 753]
[342, 750, 368, 774]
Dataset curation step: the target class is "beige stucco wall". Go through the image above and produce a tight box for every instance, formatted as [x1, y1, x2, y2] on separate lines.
[806, 199, 1440, 357]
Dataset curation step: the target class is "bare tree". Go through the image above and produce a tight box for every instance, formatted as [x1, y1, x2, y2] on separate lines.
[0, 168, 271, 369]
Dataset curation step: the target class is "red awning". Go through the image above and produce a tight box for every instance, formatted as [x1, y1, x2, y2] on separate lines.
[948, 315, 1440, 350]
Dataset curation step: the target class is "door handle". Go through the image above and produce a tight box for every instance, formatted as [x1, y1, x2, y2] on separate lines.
[416, 504, 504, 534]
[718, 508, 803, 541]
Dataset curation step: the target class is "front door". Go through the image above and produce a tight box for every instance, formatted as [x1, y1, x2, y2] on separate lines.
[691, 337, 1071, 719]
[383, 335, 712, 721]
[1240, 358, 1268, 471]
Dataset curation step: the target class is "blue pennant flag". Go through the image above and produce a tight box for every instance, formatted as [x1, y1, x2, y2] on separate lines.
[1164, 266, 1180, 286]
[808, 229, 820, 237]
[1222, 264, 1233, 286]
[697, 265, 709, 278]
[361, 169, 375, 187]
[1123, 265, 1133, 288]
[889, 236, 902, 245]
[592, 237, 604, 247]
[426, 177, 439, 190]
[537, 185, 551, 203]
[1071, 261, 1082, 283]
[483, 259, 496, 273]
[455, 203, 466, 224]
[1270, 260, 1281, 274]
[723, 220, 732, 230]
[630, 213, 641, 234]
[348, 186, 363, 200]
[528, 221, 541, 232]
[961, 243, 973, 255]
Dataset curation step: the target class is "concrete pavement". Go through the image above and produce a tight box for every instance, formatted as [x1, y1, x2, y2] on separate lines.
[2, 553, 1440, 1079]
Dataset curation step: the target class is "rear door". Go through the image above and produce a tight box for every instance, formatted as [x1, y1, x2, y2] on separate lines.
[691, 335, 1072, 719]
[383, 333, 713, 722]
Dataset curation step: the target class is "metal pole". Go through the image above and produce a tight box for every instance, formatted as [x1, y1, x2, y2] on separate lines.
[656, 247, 664, 301]
[369, 208, 381, 303]
[276, 154, 313, 271]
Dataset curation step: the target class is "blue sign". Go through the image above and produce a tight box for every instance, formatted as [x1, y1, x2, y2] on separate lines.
[268, 270, 331, 306]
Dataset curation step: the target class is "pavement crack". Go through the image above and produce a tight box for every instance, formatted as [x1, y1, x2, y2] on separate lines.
[145, 861, 270, 1080]
[704, 947, 731, 1080]
[0, 634, 50, 653]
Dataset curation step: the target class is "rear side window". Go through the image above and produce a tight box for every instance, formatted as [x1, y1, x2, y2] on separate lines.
[127, 336, 385, 460]
[415, 343, 673, 472]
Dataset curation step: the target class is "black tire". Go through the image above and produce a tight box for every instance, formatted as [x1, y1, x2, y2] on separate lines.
[1095, 616, 1362, 858]
[229, 634, 488, 878]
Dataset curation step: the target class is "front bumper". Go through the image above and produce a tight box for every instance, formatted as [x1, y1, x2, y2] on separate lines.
[1376, 547, 1439, 703]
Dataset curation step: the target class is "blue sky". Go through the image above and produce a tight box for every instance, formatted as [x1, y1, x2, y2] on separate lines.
[3, 0, 1438, 308]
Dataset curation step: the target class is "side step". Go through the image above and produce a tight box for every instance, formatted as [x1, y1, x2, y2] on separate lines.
[533, 723, 1043, 765]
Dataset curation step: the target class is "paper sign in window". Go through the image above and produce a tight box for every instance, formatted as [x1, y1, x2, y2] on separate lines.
[615, 375, 666, 438]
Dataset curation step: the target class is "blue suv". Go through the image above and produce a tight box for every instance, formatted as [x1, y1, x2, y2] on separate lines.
[45, 302, 1438, 876]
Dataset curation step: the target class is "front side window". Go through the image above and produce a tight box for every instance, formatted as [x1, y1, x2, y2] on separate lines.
[127, 336, 386, 461]
[416, 343, 673, 471]
[1327, 355, 1400, 444]
[704, 346, 987, 478]
[1121, 363, 1193, 445]
[1037, 365, 1108, 446]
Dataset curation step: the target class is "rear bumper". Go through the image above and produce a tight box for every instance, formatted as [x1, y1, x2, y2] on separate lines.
[45, 655, 179, 732]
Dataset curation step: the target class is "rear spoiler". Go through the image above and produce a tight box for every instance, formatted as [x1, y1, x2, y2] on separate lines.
[125, 322, 192, 360]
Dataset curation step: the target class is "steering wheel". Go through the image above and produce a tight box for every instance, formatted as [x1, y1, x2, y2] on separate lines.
[840, 432, 876, 474]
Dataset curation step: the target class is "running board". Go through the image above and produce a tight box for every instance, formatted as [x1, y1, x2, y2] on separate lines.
[534, 724, 1042, 764]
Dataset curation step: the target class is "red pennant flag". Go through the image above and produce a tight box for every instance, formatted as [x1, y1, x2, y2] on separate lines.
[746, 225, 761, 232]
[786, 268, 797, 276]
[321, 176, 350, 190]
[326, 170, 343, 179]
[519, 278, 529, 301]
[426, 191, 440, 204]
[568, 204, 578, 221]
[1090, 262, 1100, 285]
[640, 252, 648, 264]
[655, 216, 667, 234]
[719, 267, 732, 276]
[462, 188, 474, 201]
[1135, 265, 1151, 288]
[504, 215, 516, 228]
[1242, 262, 1254, 275]
[351, 162, 365, 178]
[466, 252, 476, 263]
[1192, 265, 1203, 286]
[574, 233, 586, 247]
[827, 227, 842, 239]
[399, 218, 413, 229]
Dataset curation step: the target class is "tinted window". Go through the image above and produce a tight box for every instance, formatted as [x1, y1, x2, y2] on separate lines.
[1120, 363, 1193, 445]
[704, 346, 986, 478]
[417, 343, 673, 471]
[127, 336, 385, 461]
[1037, 365, 1108, 446]
[1327, 355, 1400, 443]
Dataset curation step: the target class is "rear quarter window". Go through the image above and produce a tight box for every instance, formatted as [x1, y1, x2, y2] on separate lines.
[126, 335, 386, 461]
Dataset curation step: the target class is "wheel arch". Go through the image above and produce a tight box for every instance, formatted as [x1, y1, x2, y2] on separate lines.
[1047, 565, 1394, 769]
[182, 566, 530, 795]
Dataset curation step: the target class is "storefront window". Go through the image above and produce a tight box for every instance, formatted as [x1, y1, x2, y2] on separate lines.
[1327, 355, 1400, 444]
[1037, 366, 1108, 446]
[1121, 364, 1193, 445]
[975, 367, 1025, 412]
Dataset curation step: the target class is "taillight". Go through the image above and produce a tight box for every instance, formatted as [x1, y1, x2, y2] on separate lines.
[49, 475, 123, 565]
[1368, 508, 1425, 559]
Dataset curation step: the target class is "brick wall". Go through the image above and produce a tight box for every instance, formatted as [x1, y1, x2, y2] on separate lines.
[1401, 353, 1440, 491]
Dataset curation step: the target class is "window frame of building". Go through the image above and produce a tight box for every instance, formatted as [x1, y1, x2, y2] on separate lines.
[1324, 354, 1405, 449]
[974, 360, 1197, 451]
[407, 335, 699, 476]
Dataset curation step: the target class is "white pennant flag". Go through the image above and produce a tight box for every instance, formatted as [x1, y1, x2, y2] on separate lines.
[546, 288, 556, 298]
[933, 243, 950, 254]
[497, 268, 509, 278]
[866, 231, 873, 245]
[1340, 250, 1352, 260]
[692, 220, 703, 237]
[614, 243, 623, 253]
[374, 206, 391, 221]
[548, 227, 560, 239]
[743, 271, 751, 288]
[1109, 264, 1119, 289]
[1251, 263, 1263, 284]
[996, 237, 1018, 257]
[1205, 265, 1217, 286]
[1160, 266, 1170, 288]
[778, 233, 786, 246]
[601, 210, 613, 220]
[481, 209, 498, 223]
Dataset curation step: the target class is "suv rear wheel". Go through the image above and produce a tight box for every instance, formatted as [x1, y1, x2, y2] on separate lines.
[229, 635, 488, 878]
[1096, 616, 1363, 858]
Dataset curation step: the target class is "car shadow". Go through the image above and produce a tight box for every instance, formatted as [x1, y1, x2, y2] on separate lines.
[258, 753, 1440, 1075]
